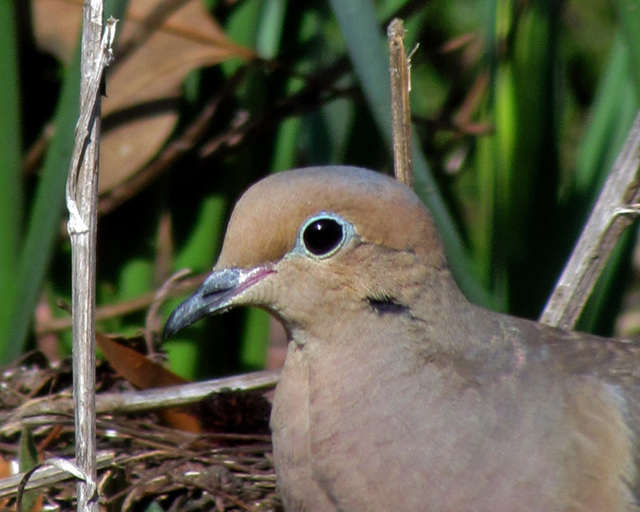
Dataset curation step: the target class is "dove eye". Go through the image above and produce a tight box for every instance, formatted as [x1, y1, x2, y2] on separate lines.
[299, 214, 353, 258]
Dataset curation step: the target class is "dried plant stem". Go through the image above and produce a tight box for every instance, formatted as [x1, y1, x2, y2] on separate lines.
[541, 111, 640, 329]
[0, 452, 116, 500]
[1, 370, 280, 434]
[65, 3, 115, 510]
[387, 18, 414, 188]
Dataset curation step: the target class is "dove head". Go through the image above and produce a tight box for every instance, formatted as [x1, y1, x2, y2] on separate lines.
[164, 166, 452, 340]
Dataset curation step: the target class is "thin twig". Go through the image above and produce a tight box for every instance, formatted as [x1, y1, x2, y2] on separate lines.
[1, 370, 280, 435]
[0, 452, 116, 500]
[17, 458, 97, 512]
[35, 272, 208, 336]
[144, 269, 193, 354]
[198, 60, 354, 158]
[541, 110, 640, 329]
[65, 5, 116, 510]
[387, 18, 414, 188]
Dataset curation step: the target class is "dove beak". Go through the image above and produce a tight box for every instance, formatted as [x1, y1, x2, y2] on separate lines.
[163, 266, 274, 339]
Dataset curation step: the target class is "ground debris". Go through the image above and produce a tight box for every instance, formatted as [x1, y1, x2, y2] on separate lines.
[0, 356, 281, 511]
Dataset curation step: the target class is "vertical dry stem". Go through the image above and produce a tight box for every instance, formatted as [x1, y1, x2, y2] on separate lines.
[540, 111, 640, 329]
[387, 18, 414, 188]
[65, 2, 114, 510]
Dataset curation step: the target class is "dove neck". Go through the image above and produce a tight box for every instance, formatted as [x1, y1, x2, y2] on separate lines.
[294, 262, 506, 368]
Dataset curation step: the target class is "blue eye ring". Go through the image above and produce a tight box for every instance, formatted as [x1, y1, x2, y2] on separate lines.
[295, 213, 354, 259]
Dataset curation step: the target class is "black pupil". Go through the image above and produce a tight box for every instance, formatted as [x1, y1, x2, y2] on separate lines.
[303, 218, 344, 256]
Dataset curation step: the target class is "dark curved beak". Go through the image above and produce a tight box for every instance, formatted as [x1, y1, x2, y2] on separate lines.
[163, 268, 240, 340]
[163, 266, 274, 340]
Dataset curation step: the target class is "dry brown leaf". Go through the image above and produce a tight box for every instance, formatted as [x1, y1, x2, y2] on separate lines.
[96, 332, 202, 433]
[33, 0, 257, 195]
[0, 454, 10, 479]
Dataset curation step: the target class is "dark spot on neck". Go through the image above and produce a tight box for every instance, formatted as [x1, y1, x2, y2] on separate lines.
[366, 295, 409, 316]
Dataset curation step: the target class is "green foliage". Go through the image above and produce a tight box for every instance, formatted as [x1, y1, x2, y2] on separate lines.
[0, 0, 638, 373]
[0, 1, 22, 361]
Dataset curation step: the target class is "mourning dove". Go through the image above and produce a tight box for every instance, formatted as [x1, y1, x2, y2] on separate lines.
[164, 166, 640, 512]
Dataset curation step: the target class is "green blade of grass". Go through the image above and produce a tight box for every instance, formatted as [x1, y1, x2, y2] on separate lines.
[0, 1, 23, 355]
[2, 2, 128, 362]
[1, 48, 81, 363]
[616, 0, 640, 91]
[508, 0, 560, 316]
[575, 33, 639, 199]
[256, 0, 287, 59]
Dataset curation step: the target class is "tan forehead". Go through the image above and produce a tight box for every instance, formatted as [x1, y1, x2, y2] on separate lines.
[216, 166, 440, 268]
